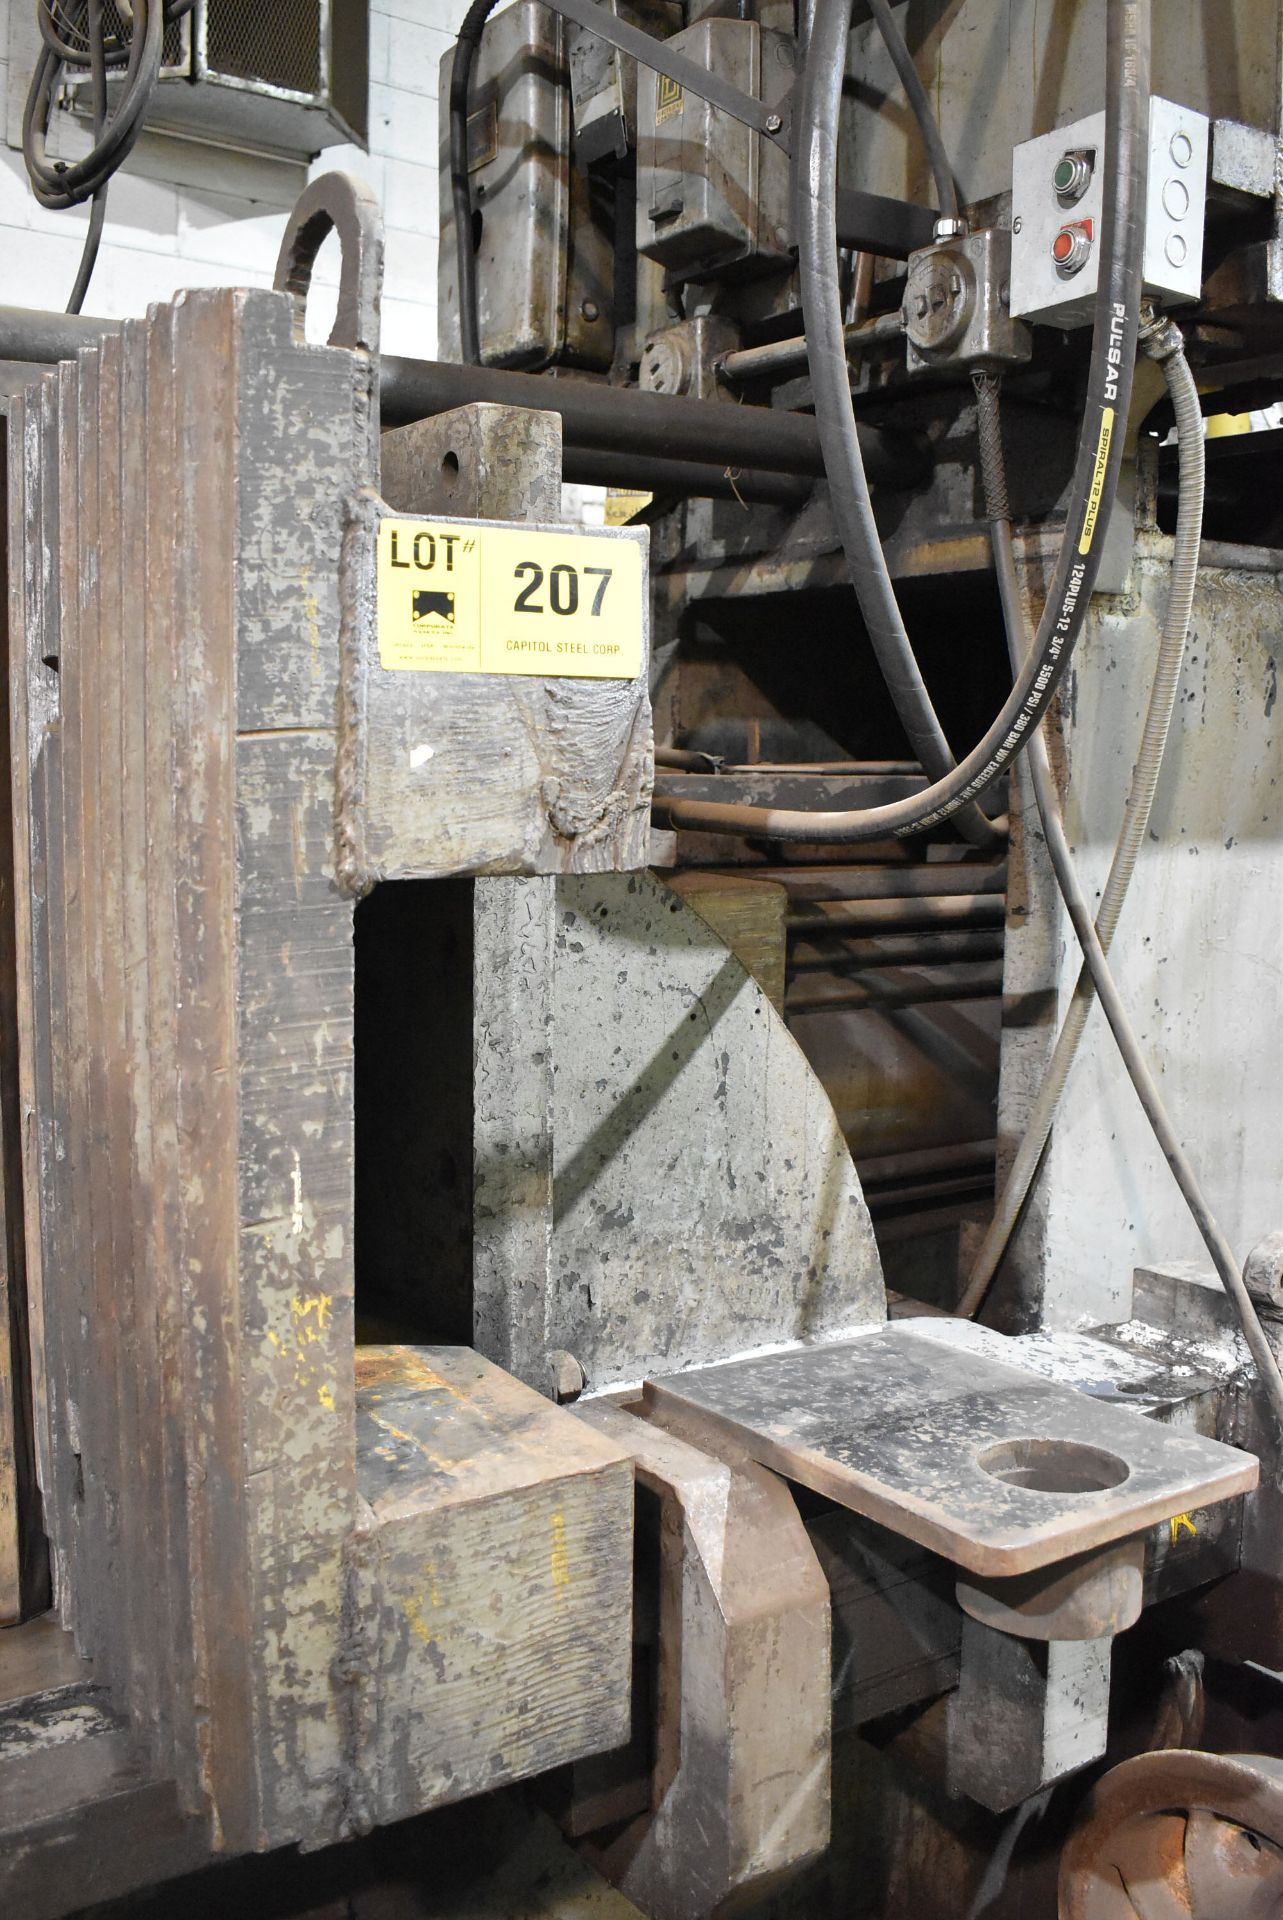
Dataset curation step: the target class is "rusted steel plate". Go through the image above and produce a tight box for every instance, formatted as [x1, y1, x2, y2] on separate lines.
[644, 1326, 1258, 1576]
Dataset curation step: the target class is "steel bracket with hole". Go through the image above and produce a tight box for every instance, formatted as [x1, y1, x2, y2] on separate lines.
[643, 1323, 1259, 1812]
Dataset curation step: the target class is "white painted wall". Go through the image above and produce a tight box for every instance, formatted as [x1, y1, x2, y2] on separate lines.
[0, 0, 462, 355]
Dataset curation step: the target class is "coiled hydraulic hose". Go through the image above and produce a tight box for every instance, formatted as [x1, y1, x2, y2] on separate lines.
[22, 0, 196, 313]
[959, 324, 1204, 1319]
[654, 0, 1149, 844]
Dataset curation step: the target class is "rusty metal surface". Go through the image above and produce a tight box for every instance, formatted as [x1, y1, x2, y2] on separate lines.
[1060, 1750, 1283, 1919]
[570, 1399, 830, 1920]
[643, 1326, 1258, 1576]
[956, 1537, 1145, 1642]
[273, 170, 385, 356]
[8, 286, 366, 1852]
[0, 404, 45, 1626]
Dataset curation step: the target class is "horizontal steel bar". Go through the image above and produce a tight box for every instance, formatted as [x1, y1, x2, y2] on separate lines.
[789, 931, 1006, 970]
[564, 446, 812, 506]
[857, 1138, 998, 1187]
[720, 311, 905, 385]
[788, 895, 1008, 936]
[0, 309, 931, 488]
[834, 188, 937, 260]
[787, 964, 1004, 1013]
[751, 861, 1007, 899]
[382, 356, 931, 486]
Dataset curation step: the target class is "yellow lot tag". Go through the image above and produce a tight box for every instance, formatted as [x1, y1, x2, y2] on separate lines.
[376, 519, 644, 679]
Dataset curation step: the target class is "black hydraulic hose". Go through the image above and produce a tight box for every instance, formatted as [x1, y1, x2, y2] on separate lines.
[21, 0, 191, 310]
[449, 0, 504, 365]
[794, 0, 998, 851]
[653, 0, 1150, 845]
[960, 331, 1204, 1320]
[66, 0, 108, 316]
[866, 0, 958, 218]
[23, 0, 162, 210]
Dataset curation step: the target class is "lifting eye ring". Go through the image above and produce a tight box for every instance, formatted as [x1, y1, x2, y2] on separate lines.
[274, 170, 385, 358]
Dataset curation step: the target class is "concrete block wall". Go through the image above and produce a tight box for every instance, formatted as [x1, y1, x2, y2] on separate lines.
[0, 0, 460, 356]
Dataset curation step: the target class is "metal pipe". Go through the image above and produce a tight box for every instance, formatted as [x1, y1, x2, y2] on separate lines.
[0, 305, 117, 359]
[0, 305, 931, 489]
[719, 311, 905, 386]
[864, 1170, 997, 1214]
[789, 931, 1006, 971]
[563, 448, 813, 507]
[787, 895, 1007, 937]
[761, 862, 1006, 900]
[857, 1138, 998, 1187]
[381, 354, 930, 488]
[786, 966, 1003, 1013]
[688, 860, 1005, 897]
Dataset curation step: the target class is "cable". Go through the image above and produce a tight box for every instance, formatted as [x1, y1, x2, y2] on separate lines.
[652, 0, 1150, 844]
[65, 0, 107, 315]
[866, 0, 957, 219]
[959, 326, 1205, 1319]
[794, 0, 998, 851]
[21, 0, 190, 313]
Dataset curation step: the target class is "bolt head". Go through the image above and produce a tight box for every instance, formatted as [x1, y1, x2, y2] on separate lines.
[765, 111, 783, 135]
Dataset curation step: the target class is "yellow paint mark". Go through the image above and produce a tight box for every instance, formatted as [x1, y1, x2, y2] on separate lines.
[317, 1383, 335, 1413]
[550, 1509, 571, 1590]
[1170, 1512, 1198, 1544]
[291, 1292, 333, 1330]
[402, 1563, 443, 1644]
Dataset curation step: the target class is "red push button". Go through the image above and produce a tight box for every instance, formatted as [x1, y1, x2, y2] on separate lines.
[1051, 223, 1091, 275]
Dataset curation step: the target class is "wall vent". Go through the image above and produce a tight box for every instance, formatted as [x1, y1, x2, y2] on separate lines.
[65, 0, 368, 162]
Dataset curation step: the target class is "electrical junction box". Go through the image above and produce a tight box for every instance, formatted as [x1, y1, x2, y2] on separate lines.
[438, 2, 614, 371]
[635, 17, 792, 282]
[1010, 97, 1209, 327]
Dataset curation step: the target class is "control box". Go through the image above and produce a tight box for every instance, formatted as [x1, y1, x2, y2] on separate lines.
[635, 18, 792, 281]
[1010, 97, 1208, 327]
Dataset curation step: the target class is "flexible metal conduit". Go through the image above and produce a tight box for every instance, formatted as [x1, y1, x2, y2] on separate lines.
[959, 326, 1205, 1318]
[653, 0, 1149, 844]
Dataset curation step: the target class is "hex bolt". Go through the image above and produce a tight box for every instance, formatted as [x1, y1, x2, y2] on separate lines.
[765, 112, 783, 135]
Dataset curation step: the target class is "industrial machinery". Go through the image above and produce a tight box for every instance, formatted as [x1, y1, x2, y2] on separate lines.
[3, 2, 1283, 1917]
